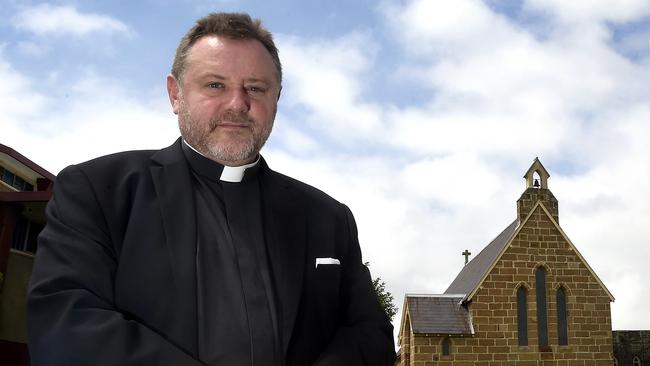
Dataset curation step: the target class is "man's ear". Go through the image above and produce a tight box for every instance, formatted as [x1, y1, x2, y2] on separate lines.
[166, 74, 181, 115]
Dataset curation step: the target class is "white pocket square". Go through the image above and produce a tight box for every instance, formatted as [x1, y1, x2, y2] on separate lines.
[315, 257, 340, 268]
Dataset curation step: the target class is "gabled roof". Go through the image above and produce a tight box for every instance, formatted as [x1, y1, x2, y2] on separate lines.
[524, 157, 550, 189]
[0, 143, 55, 182]
[524, 157, 549, 179]
[444, 220, 518, 298]
[445, 202, 614, 302]
[402, 294, 474, 336]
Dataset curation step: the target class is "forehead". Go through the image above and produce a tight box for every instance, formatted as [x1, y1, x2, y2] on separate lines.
[185, 35, 277, 81]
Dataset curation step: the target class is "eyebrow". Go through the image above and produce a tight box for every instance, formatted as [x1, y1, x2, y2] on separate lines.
[198, 73, 226, 80]
[198, 73, 271, 85]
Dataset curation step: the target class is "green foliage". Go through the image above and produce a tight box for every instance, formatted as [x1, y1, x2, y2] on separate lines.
[373, 277, 398, 321]
[365, 262, 398, 321]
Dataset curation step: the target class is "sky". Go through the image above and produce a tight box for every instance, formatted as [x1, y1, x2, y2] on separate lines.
[1, 0, 650, 340]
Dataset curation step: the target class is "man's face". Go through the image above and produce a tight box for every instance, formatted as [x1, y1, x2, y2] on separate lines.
[167, 35, 280, 166]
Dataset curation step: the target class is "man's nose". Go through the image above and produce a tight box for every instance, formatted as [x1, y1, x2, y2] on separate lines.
[226, 87, 251, 112]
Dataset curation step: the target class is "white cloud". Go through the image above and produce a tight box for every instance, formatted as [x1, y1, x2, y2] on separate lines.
[16, 40, 48, 57]
[271, 113, 321, 155]
[381, 0, 518, 58]
[400, 154, 502, 207]
[524, 0, 650, 24]
[0, 54, 51, 124]
[0, 54, 177, 174]
[378, 0, 650, 162]
[278, 32, 385, 144]
[12, 4, 130, 37]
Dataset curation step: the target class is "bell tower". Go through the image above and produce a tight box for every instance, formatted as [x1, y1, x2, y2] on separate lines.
[517, 158, 559, 223]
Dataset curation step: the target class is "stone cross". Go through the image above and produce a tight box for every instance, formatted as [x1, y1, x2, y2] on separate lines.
[462, 249, 471, 265]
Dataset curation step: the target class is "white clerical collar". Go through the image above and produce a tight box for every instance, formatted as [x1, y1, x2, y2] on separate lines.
[182, 139, 260, 183]
[220, 158, 260, 182]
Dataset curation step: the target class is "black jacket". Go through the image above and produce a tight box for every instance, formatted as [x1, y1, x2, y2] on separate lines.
[27, 139, 395, 365]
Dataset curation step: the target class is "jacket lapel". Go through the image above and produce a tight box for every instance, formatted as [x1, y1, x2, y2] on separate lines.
[149, 139, 198, 339]
[259, 160, 307, 353]
[148, 145, 306, 354]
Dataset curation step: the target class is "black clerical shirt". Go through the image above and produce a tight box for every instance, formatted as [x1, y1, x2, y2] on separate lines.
[181, 142, 280, 366]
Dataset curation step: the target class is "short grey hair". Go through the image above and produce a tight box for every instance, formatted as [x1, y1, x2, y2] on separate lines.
[171, 12, 282, 84]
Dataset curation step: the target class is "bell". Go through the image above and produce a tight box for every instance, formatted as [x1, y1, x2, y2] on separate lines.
[533, 179, 540, 188]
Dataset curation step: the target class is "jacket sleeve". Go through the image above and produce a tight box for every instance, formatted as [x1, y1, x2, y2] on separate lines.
[313, 205, 396, 366]
[27, 165, 205, 366]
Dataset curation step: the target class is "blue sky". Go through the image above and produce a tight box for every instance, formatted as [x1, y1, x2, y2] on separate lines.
[2, 0, 650, 338]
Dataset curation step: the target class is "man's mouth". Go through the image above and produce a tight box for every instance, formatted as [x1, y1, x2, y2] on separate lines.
[210, 111, 253, 130]
[218, 121, 250, 127]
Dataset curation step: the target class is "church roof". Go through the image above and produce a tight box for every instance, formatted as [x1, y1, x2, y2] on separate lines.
[444, 202, 614, 302]
[444, 220, 518, 300]
[404, 294, 474, 335]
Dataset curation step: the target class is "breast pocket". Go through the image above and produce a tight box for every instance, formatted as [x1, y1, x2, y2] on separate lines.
[313, 264, 342, 304]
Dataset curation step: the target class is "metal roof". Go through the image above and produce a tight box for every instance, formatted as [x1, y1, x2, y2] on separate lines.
[444, 220, 518, 299]
[405, 295, 473, 335]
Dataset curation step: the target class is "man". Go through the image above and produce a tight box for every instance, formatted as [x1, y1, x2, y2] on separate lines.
[27, 12, 395, 366]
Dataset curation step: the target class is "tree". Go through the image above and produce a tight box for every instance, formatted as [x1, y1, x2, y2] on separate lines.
[365, 262, 398, 321]
[373, 276, 398, 322]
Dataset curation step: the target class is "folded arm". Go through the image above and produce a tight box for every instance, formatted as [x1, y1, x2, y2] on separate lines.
[27, 165, 204, 366]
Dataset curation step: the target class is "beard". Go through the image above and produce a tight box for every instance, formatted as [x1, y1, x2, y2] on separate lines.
[177, 98, 274, 165]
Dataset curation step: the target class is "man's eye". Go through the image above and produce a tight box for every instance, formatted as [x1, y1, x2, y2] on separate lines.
[208, 82, 224, 89]
[246, 86, 266, 94]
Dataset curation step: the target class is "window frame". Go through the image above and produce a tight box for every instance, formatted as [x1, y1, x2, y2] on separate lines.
[556, 286, 568, 345]
[441, 337, 451, 356]
[536, 266, 549, 347]
[517, 285, 528, 346]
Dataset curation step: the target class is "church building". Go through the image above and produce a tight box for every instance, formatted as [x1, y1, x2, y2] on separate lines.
[397, 158, 614, 365]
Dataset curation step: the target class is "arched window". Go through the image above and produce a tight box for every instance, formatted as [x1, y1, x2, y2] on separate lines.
[556, 286, 568, 345]
[517, 286, 528, 345]
[441, 337, 451, 356]
[536, 266, 548, 347]
[634, 356, 641, 366]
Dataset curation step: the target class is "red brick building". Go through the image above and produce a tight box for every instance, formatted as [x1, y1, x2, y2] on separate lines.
[397, 158, 614, 366]
[0, 143, 54, 365]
